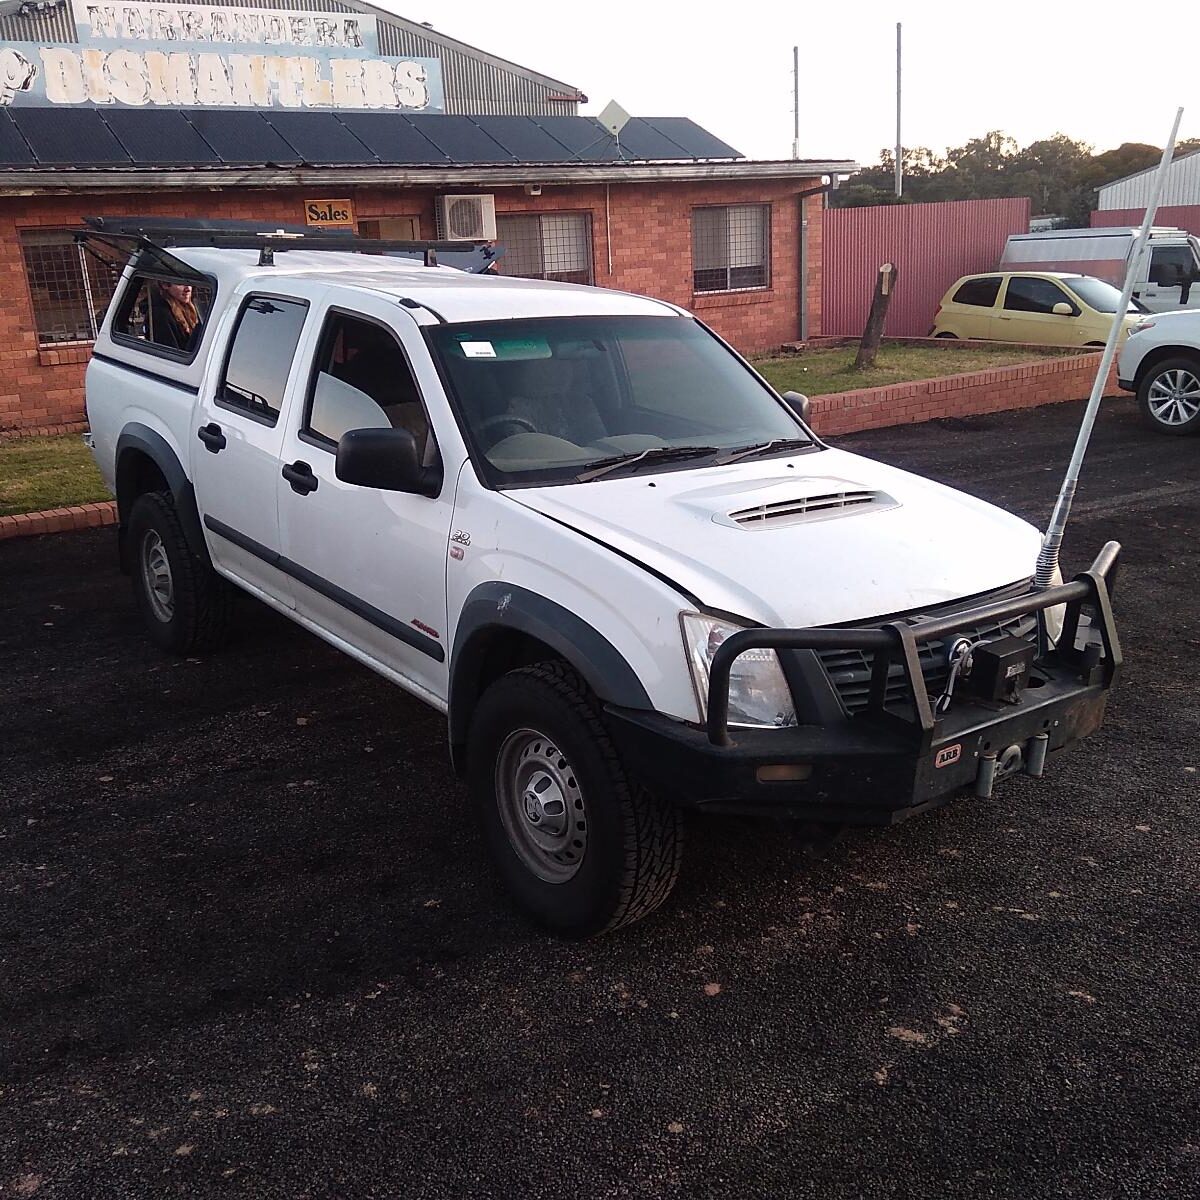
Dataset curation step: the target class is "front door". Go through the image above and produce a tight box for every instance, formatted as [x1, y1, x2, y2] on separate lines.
[996, 275, 1086, 345]
[192, 292, 311, 607]
[275, 300, 454, 703]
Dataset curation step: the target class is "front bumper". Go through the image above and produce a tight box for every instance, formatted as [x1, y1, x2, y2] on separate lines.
[606, 543, 1121, 824]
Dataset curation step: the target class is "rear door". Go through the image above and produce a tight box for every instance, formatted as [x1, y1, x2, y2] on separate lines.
[995, 276, 1082, 344]
[940, 276, 1002, 338]
[275, 296, 455, 702]
[192, 291, 311, 607]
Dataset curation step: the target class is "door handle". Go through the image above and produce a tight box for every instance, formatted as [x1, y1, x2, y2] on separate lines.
[197, 422, 226, 453]
[282, 460, 319, 495]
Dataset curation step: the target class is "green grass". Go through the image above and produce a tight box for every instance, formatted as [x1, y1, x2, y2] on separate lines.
[0, 435, 110, 517]
[755, 344, 1067, 398]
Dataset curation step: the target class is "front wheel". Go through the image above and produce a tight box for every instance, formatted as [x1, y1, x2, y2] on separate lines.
[1137, 356, 1200, 434]
[467, 662, 682, 937]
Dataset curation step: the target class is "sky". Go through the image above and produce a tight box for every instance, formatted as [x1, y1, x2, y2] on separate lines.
[374, 0, 1199, 167]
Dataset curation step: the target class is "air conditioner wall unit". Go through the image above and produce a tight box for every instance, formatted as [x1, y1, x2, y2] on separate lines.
[436, 194, 498, 241]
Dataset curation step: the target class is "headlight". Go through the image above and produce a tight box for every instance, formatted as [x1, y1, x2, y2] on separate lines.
[1129, 319, 1155, 336]
[680, 613, 797, 728]
[1044, 565, 1065, 645]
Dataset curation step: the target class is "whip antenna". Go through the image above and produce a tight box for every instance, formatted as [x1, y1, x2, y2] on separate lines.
[1035, 106, 1184, 588]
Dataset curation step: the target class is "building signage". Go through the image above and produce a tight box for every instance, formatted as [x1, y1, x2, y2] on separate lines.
[0, 0, 445, 111]
[304, 197, 354, 227]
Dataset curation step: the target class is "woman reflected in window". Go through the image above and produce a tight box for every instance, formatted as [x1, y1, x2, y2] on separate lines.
[149, 281, 203, 352]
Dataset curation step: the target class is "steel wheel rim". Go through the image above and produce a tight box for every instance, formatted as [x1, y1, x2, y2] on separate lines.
[140, 529, 175, 622]
[1148, 368, 1200, 425]
[495, 728, 587, 884]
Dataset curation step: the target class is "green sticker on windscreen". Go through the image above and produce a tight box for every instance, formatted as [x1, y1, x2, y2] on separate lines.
[455, 335, 551, 361]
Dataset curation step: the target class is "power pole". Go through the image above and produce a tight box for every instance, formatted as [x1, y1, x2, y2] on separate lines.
[894, 22, 902, 198]
[792, 45, 799, 160]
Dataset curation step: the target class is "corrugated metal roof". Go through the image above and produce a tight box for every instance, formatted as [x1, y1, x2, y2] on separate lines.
[1097, 149, 1200, 209]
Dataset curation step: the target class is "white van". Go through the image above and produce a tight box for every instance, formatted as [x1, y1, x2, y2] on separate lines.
[1001, 227, 1200, 313]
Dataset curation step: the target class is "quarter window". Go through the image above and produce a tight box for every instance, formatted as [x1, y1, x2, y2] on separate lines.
[952, 276, 1002, 307]
[1148, 245, 1196, 285]
[495, 213, 593, 284]
[19, 229, 118, 347]
[1003, 277, 1074, 314]
[693, 204, 770, 293]
[218, 296, 308, 426]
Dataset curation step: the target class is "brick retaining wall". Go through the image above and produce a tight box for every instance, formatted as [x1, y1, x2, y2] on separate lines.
[806, 351, 1119, 437]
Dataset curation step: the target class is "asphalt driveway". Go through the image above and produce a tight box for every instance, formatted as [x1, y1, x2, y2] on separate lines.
[1, 399, 1198, 1199]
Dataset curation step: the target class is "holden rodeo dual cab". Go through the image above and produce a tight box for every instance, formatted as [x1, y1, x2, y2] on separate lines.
[83, 220, 1121, 937]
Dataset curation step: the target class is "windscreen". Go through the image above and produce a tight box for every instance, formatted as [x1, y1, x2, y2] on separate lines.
[427, 315, 807, 486]
[1064, 276, 1140, 314]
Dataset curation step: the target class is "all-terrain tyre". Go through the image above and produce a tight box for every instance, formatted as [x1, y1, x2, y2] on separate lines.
[1137, 355, 1200, 435]
[127, 490, 232, 654]
[467, 661, 683, 937]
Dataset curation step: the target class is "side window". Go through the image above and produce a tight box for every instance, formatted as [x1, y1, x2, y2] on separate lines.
[1003, 276, 1073, 314]
[1149, 246, 1196, 285]
[952, 276, 1001, 307]
[304, 313, 434, 462]
[112, 272, 214, 359]
[218, 296, 308, 426]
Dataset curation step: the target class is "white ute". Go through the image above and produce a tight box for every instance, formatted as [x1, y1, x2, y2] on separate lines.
[1118, 308, 1200, 435]
[83, 219, 1122, 936]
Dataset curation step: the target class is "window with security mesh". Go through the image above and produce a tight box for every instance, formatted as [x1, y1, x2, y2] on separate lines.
[495, 213, 593, 284]
[20, 229, 119, 347]
[692, 204, 770, 294]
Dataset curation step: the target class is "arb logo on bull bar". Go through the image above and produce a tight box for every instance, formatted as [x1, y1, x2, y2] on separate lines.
[935, 743, 962, 769]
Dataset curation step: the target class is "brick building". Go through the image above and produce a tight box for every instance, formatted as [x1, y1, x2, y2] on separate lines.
[0, 0, 854, 432]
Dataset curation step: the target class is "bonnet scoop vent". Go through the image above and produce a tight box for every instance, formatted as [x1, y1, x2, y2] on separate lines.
[724, 488, 896, 529]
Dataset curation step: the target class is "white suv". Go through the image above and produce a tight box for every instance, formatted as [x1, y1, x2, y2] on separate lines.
[1118, 309, 1200, 434]
[83, 219, 1122, 936]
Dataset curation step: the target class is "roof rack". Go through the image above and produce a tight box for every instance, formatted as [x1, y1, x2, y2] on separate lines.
[76, 215, 501, 273]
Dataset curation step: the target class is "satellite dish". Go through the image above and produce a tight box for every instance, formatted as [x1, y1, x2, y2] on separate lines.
[597, 99, 631, 138]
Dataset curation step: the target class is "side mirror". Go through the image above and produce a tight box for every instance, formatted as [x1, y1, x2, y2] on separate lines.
[782, 389, 812, 425]
[335, 427, 441, 497]
[1051, 302, 1074, 316]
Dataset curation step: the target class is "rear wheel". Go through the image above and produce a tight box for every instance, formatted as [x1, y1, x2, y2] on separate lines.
[1138, 356, 1200, 434]
[467, 662, 682, 937]
[128, 490, 232, 653]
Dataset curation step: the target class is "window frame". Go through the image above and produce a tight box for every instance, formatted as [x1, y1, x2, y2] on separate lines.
[691, 203, 772, 296]
[298, 306, 432, 455]
[951, 276, 1003, 308]
[494, 211, 595, 285]
[19, 228, 122, 350]
[1001, 275, 1078, 316]
[108, 267, 218, 366]
[215, 292, 310, 429]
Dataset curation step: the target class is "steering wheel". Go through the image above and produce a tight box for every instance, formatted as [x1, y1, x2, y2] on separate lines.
[477, 414, 537, 443]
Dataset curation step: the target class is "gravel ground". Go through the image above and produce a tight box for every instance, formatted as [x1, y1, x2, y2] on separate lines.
[1, 399, 1198, 1199]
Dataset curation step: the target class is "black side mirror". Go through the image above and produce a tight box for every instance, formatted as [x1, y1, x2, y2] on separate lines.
[782, 389, 812, 425]
[335, 427, 441, 497]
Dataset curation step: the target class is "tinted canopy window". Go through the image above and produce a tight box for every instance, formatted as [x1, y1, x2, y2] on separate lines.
[1149, 245, 1198, 284]
[952, 276, 1001, 307]
[427, 315, 806, 487]
[1003, 277, 1073, 314]
[219, 296, 308, 425]
[113, 274, 213, 357]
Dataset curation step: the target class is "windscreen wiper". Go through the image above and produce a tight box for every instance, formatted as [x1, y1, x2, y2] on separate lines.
[576, 445, 720, 483]
[713, 437, 815, 466]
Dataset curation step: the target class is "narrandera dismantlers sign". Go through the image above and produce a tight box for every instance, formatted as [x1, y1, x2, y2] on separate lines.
[0, 0, 445, 110]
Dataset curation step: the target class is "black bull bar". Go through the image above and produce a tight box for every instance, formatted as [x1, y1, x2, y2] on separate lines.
[705, 541, 1122, 749]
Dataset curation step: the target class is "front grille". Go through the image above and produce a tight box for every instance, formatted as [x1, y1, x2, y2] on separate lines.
[815, 582, 1038, 715]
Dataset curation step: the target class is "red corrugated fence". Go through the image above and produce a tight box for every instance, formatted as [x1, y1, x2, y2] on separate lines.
[821, 197, 1031, 337]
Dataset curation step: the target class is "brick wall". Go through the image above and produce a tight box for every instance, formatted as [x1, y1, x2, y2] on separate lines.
[0, 177, 820, 431]
[807, 352, 1121, 437]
